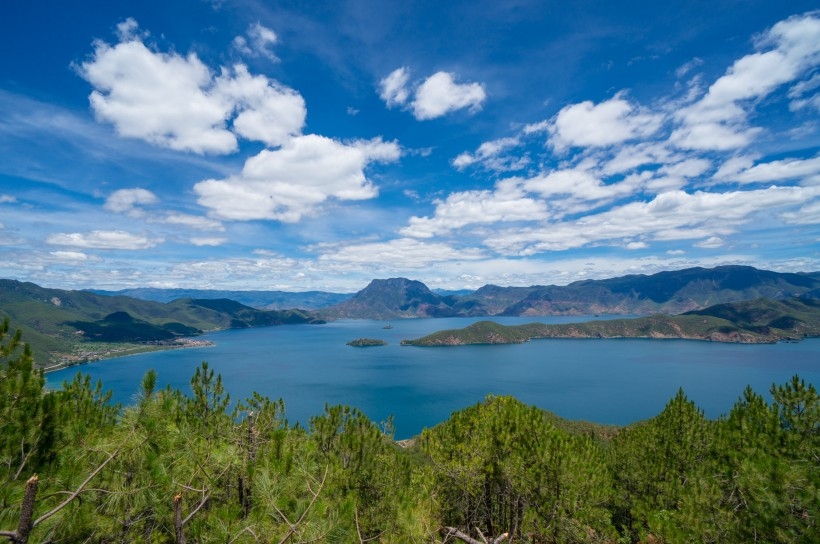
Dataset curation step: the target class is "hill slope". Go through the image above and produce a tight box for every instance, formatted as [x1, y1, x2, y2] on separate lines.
[320, 278, 461, 319]
[401, 297, 820, 346]
[0, 280, 323, 367]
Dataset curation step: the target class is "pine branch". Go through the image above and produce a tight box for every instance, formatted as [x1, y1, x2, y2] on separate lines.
[443, 527, 509, 544]
[276, 466, 328, 544]
[33, 448, 120, 527]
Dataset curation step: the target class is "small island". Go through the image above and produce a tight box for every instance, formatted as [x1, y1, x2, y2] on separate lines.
[346, 337, 387, 347]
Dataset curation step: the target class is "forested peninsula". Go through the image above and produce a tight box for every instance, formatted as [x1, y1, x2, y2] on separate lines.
[1, 320, 818, 543]
[402, 297, 820, 346]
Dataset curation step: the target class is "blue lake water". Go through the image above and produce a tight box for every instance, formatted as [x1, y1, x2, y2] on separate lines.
[46, 316, 820, 439]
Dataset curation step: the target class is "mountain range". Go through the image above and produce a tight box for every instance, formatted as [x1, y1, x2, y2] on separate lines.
[2, 265, 820, 368]
[318, 265, 820, 319]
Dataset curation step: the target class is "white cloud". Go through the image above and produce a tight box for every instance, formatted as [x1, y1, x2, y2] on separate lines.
[378, 68, 487, 120]
[675, 57, 704, 79]
[601, 142, 676, 175]
[318, 238, 486, 268]
[523, 168, 638, 205]
[626, 241, 648, 250]
[215, 64, 306, 147]
[452, 137, 525, 171]
[190, 236, 228, 246]
[47, 230, 162, 250]
[412, 71, 486, 120]
[401, 179, 547, 238]
[672, 12, 820, 150]
[163, 213, 225, 231]
[194, 134, 400, 221]
[104, 188, 158, 215]
[0, 194, 17, 204]
[646, 158, 713, 192]
[482, 185, 819, 255]
[232, 23, 279, 61]
[713, 154, 760, 181]
[549, 95, 662, 150]
[694, 236, 725, 248]
[378, 67, 411, 107]
[731, 155, 820, 184]
[78, 19, 305, 154]
[781, 199, 820, 224]
[49, 251, 95, 262]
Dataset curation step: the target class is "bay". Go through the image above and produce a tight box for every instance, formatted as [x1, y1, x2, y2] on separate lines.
[46, 316, 820, 439]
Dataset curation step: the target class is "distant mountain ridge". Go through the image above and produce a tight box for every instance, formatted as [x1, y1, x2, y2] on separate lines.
[88, 287, 352, 310]
[319, 266, 820, 319]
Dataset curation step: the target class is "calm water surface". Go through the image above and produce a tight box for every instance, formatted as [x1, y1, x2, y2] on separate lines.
[47, 316, 820, 439]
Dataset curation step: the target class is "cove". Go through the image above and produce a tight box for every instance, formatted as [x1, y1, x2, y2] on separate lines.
[46, 316, 820, 439]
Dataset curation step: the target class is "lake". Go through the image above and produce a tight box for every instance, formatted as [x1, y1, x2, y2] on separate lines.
[46, 316, 820, 439]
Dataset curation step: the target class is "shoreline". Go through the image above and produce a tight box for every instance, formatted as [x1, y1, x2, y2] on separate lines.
[41, 338, 215, 374]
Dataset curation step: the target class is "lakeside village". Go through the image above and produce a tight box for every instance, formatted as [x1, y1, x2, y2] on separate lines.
[43, 337, 213, 373]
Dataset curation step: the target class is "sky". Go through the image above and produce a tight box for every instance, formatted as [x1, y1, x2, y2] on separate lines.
[1, 0, 820, 293]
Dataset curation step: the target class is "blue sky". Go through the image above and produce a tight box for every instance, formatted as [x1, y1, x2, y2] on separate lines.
[1, 1, 819, 292]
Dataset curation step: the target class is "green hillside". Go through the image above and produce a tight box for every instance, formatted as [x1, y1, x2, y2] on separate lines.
[0, 280, 323, 368]
[402, 297, 820, 346]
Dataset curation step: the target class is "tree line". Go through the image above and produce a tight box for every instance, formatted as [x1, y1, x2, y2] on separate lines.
[0, 318, 817, 543]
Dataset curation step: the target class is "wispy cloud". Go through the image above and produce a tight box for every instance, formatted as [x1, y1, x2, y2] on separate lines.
[46, 230, 163, 250]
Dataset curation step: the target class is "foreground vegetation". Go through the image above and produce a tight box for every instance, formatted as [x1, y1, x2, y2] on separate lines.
[1, 318, 817, 543]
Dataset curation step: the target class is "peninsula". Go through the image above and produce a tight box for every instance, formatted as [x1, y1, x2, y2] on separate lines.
[401, 297, 820, 346]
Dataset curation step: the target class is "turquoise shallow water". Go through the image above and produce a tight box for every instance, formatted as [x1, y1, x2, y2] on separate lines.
[46, 316, 820, 439]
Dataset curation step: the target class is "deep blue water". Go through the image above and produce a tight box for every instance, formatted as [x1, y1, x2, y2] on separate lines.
[46, 316, 820, 439]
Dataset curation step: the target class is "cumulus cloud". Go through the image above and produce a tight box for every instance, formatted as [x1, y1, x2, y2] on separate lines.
[671, 12, 820, 150]
[378, 67, 411, 107]
[214, 64, 306, 147]
[549, 95, 662, 150]
[232, 22, 279, 60]
[77, 18, 305, 154]
[104, 188, 158, 215]
[47, 230, 162, 250]
[194, 134, 400, 221]
[412, 72, 486, 120]
[378, 68, 486, 120]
